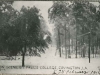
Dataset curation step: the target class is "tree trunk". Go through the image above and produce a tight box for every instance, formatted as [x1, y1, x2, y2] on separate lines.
[83, 48, 85, 58]
[81, 40, 83, 57]
[76, 28, 77, 58]
[81, 47, 83, 57]
[95, 37, 98, 57]
[58, 28, 61, 57]
[61, 33, 64, 54]
[68, 29, 71, 58]
[61, 34, 63, 55]
[65, 25, 67, 59]
[93, 46, 94, 58]
[95, 46, 98, 57]
[82, 26, 85, 58]
[22, 42, 26, 67]
[88, 33, 91, 63]
[22, 52, 25, 67]
[72, 39, 74, 53]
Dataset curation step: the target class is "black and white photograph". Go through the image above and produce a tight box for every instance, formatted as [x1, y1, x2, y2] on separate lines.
[0, 0, 100, 74]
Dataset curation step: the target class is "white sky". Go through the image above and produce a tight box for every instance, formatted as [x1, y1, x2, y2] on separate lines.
[12, 1, 54, 34]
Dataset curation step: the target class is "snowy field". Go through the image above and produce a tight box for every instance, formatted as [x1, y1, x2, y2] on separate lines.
[0, 46, 100, 74]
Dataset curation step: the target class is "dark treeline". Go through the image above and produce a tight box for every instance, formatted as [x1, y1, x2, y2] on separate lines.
[0, 1, 51, 67]
[48, 1, 100, 62]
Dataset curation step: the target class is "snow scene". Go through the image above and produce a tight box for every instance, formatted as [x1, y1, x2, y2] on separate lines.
[0, 1, 100, 75]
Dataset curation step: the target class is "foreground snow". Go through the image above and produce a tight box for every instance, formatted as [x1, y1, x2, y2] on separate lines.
[0, 46, 100, 74]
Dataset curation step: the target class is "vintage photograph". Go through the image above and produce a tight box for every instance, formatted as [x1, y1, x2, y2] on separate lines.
[0, 1, 100, 74]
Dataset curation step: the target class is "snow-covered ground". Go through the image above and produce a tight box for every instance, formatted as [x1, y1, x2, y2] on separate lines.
[0, 46, 100, 74]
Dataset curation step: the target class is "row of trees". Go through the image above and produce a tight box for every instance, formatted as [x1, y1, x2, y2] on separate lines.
[0, 1, 51, 67]
[48, 1, 100, 62]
